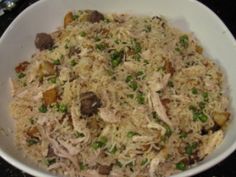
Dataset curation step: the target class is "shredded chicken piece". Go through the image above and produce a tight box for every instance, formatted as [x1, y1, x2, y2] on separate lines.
[199, 130, 224, 158]
[150, 90, 172, 127]
[148, 72, 171, 92]
[99, 107, 120, 123]
[147, 122, 166, 136]
[149, 150, 167, 177]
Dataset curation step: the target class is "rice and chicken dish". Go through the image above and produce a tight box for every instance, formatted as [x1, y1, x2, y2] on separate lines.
[9, 10, 230, 177]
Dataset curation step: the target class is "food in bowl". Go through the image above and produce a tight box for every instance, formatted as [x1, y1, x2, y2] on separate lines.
[9, 10, 230, 177]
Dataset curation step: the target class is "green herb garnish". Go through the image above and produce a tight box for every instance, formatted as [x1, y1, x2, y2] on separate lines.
[127, 131, 139, 138]
[17, 73, 26, 79]
[176, 162, 186, 171]
[53, 59, 61, 65]
[80, 31, 86, 37]
[179, 35, 189, 48]
[110, 50, 124, 68]
[26, 137, 39, 146]
[39, 104, 47, 113]
[91, 136, 108, 150]
[192, 87, 198, 94]
[136, 91, 145, 104]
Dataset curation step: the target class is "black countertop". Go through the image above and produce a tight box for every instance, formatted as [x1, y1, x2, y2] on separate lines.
[0, 0, 236, 177]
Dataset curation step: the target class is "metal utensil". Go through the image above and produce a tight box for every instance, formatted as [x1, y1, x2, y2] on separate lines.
[0, 0, 19, 16]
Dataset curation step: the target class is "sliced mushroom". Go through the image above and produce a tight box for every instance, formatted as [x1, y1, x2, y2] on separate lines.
[35, 33, 54, 50]
[98, 164, 112, 175]
[213, 112, 230, 127]
[80, 92, 102, 116]
[64, 11, 74, 27]
[43, 88, 58, 105]
[88, 10, 104, 23]
[15, 61, 30, 73]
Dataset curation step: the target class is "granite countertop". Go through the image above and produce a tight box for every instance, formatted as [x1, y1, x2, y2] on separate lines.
[0, 0, 236, 176]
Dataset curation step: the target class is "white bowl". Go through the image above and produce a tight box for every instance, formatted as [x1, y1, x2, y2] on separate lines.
[0, 0, 236, 177]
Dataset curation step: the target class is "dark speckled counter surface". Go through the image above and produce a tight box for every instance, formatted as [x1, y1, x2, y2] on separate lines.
[0, 0, 236, 176]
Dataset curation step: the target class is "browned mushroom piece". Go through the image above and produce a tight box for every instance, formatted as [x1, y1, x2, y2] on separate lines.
[43, 88, 58, 105]
[88, 10, 104, 23]
[35, 33, 54, 50]
[164, 60, 175, 76]
[80, 91, 102, 116]
[98, 164, 112, 175]
[15, 61, 30, 73]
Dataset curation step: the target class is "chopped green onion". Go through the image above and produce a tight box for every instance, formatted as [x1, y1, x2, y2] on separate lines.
[95, 36, 101, 42]
[48, 77, 57, 84]
[163, 123, 172, 137]
[179, 131, 187, 139]
[73, 14, 79, 20]
[136, 71, 145, 79]
[127, 131, 139, 138]
[179, 35, 189, 48]
[75, 131, 85, 138]
[70, 59, 77, 66]
[79, 162, 87, 171]
[53, 59, 60, 65]
[17, 73, 26, 79]
[80, 31, 86, 37]
[185, 142, 198, 155]
[144, 60, 149, 64]
[175, 47, 181, 52]
[128, 81, 138, 91]
[39, 104, 47, 113]
[115, 160, 122, 167]
[189, 105, 197, 112]
[191, 87, 198, 94]
[95, 43, 106, 51]
[132, 40, 142, 53]
[193, 112, 208, 122]
[176, 162, 186, 171]
[110, 50, 124, 68]
[109, 145, 118, 154]
[199, 101, 206, 110]
[134, 53, 141, 61]
[202, 92, 209, 102]
[29, 117, 35, 125]
[44, 158, 56, 166]
[26, 137, 39, 146]
[136, 92, 145, 104]
[58, 104, 67, 113]
[91, 136, 108, 150]
[167, 81, 174, 87]
[126, 75, 133, 83]
[141, 158, 148, 166]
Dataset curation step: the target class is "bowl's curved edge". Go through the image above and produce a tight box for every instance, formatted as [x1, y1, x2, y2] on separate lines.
[0, 0, 235, 177]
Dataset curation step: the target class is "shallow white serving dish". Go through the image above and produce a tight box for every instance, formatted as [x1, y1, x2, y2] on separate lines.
[0, 0, 236, 176]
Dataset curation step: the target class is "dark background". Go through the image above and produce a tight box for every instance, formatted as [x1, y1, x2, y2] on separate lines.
[0, 0, 236, 177]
